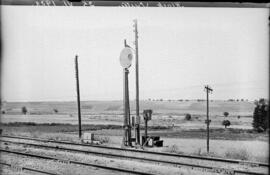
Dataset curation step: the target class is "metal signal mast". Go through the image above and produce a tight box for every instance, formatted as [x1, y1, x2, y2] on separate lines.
[120, 42, 133, 147]
[204, 85, 213, 153]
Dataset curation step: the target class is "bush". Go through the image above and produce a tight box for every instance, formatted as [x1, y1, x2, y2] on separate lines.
[94, 135, 110, 144]
[252, 98, 269, 132]
[185, 113, 191, 120]
[21, 106, 27, 115]
[223, 112, 229, 117]
[237, 115, 241, 119]
[53, 108, 58, 113]
[222, 120, 231, 128]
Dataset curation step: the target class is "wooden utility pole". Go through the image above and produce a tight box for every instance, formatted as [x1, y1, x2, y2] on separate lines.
[204, 85, 213, 153]
[75, 55, 82, 138]
[133, 19, 140, 145]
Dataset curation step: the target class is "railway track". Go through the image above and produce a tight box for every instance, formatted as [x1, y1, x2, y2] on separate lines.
[0, 161, 60, 175]
[1, 135, 269, 175]
[0, 148, 154, 175]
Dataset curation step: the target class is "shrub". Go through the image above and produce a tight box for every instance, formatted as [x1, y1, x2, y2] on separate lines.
[252, 98, 269, 132]
[222, 120, 231, 128]
[94, 135, 110, 144]
[237, 115, 241, 119]
[53, 108, 58, 113]
[1, 110, 5, 114]
[223, 112, 229, 117]
[21, 106, 27, 115]
[185, 113, 191, 121]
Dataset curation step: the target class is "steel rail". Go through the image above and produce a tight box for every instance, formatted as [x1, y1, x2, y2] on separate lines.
[1, 138, 268, 175]
[1, 135, 268, 167]
[0, 148, 154, 175]
[0, 161, 60, 175]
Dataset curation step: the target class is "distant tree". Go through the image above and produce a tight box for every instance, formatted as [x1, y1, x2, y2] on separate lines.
[236, 99, 239, 102]
[22, 106, 27, 115]
[197, 99, 205, 102]
[222, 120, 231, 128]
[53, 109, 58, 113]
[1, 110, 5, 114]
[252, 98, 269, 132]
[185, 113, 191, 121]
[237, 115, 241, 119]
[148, 98, 151, 101]
[241, 99, 244, 101]
[223, 112, 229, 117]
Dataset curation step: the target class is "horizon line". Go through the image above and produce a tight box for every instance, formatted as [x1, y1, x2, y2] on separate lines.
[1, 98, 266, 103]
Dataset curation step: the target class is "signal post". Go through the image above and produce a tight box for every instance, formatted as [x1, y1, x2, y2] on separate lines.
[120, 43, 134, 147]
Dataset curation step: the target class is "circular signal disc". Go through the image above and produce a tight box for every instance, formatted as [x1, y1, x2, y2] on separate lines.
[119, 47, 133, 68]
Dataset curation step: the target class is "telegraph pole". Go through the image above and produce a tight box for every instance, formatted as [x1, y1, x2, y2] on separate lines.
[75, 55, 82, 139]
[204, 85, 213, 153]
[133, 19, 140, 145]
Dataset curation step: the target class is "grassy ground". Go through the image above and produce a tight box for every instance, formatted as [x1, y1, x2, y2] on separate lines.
[1, 100, 255, 116]
[0, 100, 268, 165]
[1, 122, 267, 141]
[1, 122, 268, 163]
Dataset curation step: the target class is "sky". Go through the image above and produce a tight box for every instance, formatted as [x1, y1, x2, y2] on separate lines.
[1, 6, 269, 102]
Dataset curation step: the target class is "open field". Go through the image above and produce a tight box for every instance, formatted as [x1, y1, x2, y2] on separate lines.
[0, 100, 269, 174]
[1, 100, 255, 116]
[1, 100, 255, 129]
